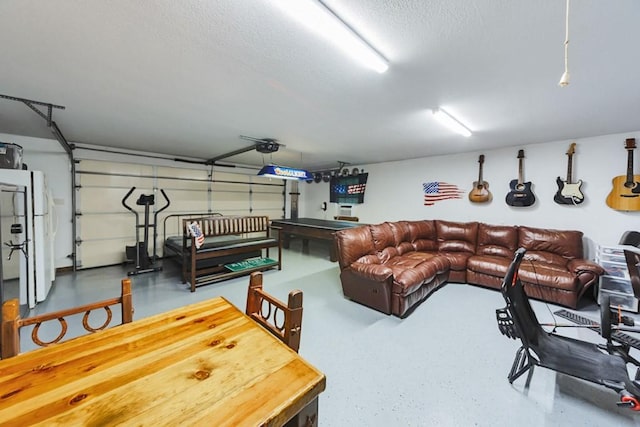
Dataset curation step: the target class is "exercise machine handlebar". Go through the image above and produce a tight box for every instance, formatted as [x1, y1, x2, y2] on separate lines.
[121, 186, 138, 215]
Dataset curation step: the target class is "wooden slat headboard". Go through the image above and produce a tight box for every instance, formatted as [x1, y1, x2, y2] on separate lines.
[183, 216, 270, 237]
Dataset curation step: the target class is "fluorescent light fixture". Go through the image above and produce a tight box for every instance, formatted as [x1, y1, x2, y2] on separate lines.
[272, 0, 388, 73]
[258, 164, 312, 181]
[432, 108, 472, 137]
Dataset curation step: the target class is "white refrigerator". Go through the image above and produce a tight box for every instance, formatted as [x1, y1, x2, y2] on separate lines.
[0, 169, 55, 308]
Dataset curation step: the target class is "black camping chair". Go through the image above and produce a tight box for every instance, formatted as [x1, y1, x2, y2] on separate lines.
[496, 248, 640, 410]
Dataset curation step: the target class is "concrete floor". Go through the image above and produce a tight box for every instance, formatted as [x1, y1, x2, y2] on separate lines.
[10, 241, 640, 426]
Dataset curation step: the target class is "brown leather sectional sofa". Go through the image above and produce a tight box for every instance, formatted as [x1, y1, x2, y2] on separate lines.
[334, 220, 605, 317]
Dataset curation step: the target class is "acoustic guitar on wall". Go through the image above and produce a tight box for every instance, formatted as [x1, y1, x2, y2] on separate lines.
[505, 149, 536, 207]
[468, 154, 492, 203]
[606, 138, 640, 211]
[554, 142, 584, 205]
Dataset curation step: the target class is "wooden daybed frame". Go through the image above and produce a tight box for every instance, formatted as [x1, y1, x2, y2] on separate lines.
[163, 215, 282, 291]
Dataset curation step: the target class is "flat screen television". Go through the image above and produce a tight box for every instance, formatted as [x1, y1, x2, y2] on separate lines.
[330, 173, 368, 204]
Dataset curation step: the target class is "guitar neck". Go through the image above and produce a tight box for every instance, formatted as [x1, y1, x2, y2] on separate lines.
[478, 163, 484, 184]
[518, 158, 524, 184]
[566, 154, 573, 183]
[627, 149, 635, 185]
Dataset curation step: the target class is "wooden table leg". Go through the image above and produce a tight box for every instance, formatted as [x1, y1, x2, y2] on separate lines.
[284, 397, 319, 427]
[282, 233, 291, 249]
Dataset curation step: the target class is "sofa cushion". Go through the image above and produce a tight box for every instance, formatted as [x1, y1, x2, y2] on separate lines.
[390, 255, 450, 295]
[476, 223, 518, 258]
[517, 262, 578, 292]
[434, 251, 472, 272]
[467, 255, 512, 277]
[436, 220, 478, 253]
[389, 221, 418, 255]
[349, 262, 393, 281]
[468, 254, 581, 292]
[335, 226, 376, 269]
[379, 246, 401, 262]
[385, 252, 434, 271]
[355, 254, 383, 265]
[567, 258, 605, 276]
[518, 226, 583, 265]
[369, 222, 397, 252]
[407, 220, 438, 251]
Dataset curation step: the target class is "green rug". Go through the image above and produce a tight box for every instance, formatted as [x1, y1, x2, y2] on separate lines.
[225, 258, 278, 272]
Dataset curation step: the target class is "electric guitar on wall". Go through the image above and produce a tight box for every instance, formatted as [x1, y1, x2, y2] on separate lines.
[468, 154, 492, 203]
[554, 142, 584, 205]
[606, 138, 640, 211]
[505, 149, 536, 207]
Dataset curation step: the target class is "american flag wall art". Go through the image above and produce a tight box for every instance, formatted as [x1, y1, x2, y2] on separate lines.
[423, 182, 464, 206]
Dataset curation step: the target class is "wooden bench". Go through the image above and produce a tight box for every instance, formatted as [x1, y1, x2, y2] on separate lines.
[181, 216, 282, 291]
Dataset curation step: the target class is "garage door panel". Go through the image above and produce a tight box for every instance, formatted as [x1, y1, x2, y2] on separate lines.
[253, 192, 284, 203]
[163, 189, 209, 205]
[78, 240, 128, 268]
[253, 185, 285, 194]
[78, 160, 153, 176]
[166, 200, 209, 212]
[156, 180, 210, 192]
[79, 174, 154, 188]
[213, 193, 250, 204]
[214, 171, 250, 183]
[253, 175, 283, 185]
[157, 166, 208, 180]
[211, 201, 250, 212]
[254, 209, 284, 218]
[253, 199, 284, 208]
[80, 214, 133, 240]
[212, 182, 251, 193]
[79, 187, 155, 214]
[76, 160, 283, 269]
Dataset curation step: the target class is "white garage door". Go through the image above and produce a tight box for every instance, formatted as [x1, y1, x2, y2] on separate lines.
[75, 160, 285, 269]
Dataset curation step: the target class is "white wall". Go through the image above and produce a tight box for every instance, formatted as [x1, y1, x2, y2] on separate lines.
[300, 131, 640, 259]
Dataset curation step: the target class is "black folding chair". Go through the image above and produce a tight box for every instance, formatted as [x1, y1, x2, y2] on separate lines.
[496, 248, 640, 410]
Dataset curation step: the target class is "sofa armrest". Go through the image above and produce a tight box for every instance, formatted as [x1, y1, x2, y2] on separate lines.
[350, 262, 394, 281]
[567, 259, 605, 276]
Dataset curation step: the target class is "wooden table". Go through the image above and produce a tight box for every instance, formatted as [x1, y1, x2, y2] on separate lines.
[271, 217, 362, 262]
[0, 297, 326, 426]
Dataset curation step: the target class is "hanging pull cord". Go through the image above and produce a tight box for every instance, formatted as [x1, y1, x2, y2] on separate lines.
[4, 240, 28, 260]
[559, 0, 570, 87]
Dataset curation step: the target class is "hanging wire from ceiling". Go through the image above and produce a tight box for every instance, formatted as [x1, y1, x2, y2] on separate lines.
[559, 0, 570, 87]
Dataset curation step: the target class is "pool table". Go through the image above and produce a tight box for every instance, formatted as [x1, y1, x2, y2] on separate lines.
[270, 217, 362, 262]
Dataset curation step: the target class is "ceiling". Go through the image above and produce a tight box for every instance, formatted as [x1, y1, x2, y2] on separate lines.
[1, 0, 639, 171]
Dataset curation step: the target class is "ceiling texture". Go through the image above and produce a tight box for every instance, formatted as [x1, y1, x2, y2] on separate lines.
[1, 0, 639, 171]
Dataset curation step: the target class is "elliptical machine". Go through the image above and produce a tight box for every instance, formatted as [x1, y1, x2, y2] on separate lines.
[122, 187, 170, 276]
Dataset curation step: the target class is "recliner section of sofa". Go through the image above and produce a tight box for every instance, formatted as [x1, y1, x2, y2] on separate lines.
[335, 220, 605, 317]
[335, 220, 450, 317]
